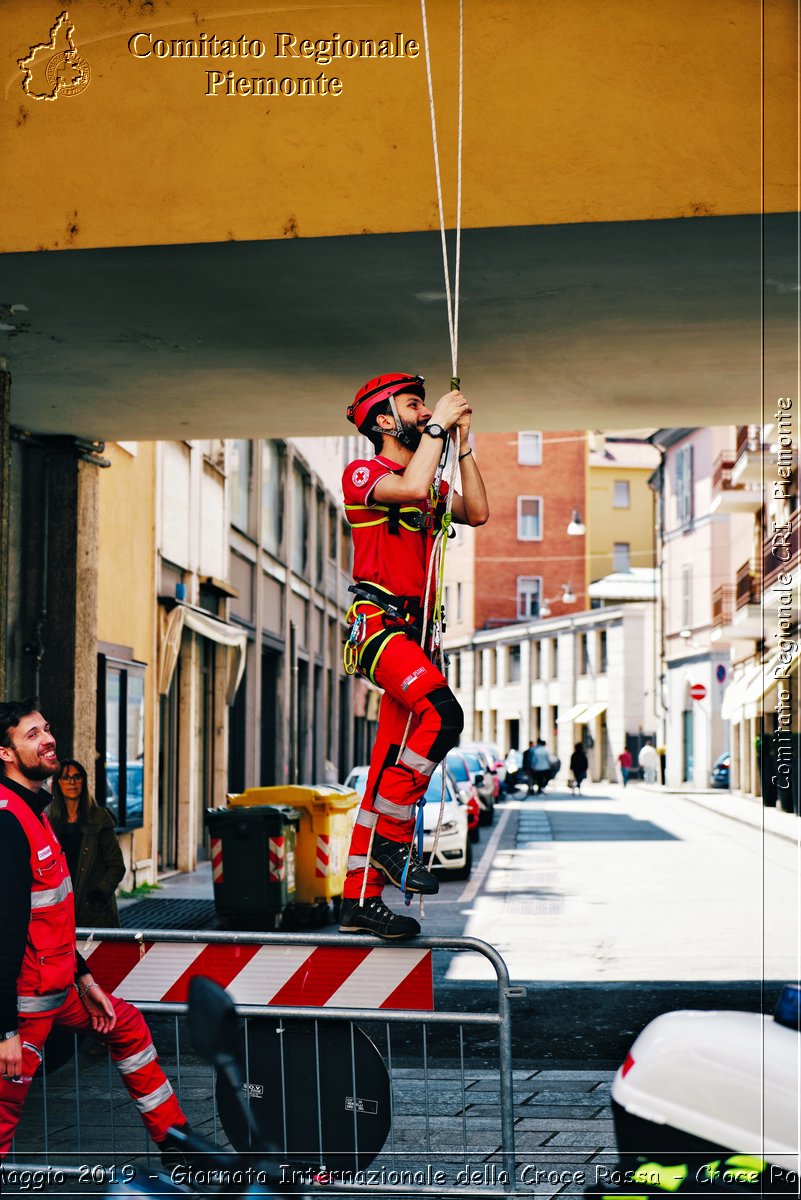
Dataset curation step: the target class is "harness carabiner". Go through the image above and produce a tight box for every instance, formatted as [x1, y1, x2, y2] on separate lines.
[343, 610, 367, 675]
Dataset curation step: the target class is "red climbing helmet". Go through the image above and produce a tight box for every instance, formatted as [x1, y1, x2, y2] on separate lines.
[347, 373, 426, 433]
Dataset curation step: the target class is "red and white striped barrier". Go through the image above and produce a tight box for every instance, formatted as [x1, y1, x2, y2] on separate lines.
[268, 836, 286, 882]
[315, 834, 329, 877]
[81, 940, 434, 1010]
[210, 838, 223, 885]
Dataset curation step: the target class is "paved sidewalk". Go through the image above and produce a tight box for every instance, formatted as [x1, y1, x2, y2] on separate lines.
[5, 1050, 618, 1197]
[606, 780, 799, 844]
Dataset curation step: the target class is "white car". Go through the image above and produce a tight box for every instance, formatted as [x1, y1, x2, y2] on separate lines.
[343, 765, 472, 879]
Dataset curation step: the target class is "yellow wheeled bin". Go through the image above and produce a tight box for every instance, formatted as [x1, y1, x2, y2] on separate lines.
[227, 786, 360, 916]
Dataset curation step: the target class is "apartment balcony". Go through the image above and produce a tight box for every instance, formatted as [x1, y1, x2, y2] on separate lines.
[763, 507, 800, 603]
[710, 584, 737, 642]
[709, 451, 763, 514]
[730, 425, 765, 487]
[730, 560, 763, 638]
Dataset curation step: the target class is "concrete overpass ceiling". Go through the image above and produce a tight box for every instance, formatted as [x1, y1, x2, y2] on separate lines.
[2, 214, 794, 439]
[2, 0, 795, 438]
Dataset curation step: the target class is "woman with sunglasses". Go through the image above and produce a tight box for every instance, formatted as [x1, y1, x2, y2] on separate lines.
[46, 760, 125, 928]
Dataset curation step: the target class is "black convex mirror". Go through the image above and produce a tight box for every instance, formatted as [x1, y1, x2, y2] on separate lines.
[188, 975, 241, 1066]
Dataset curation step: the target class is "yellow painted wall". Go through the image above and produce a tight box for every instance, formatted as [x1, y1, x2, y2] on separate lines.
[97, 442, 157, 869]
[2, 0, 795, 252]
[588, 461, 656, 582]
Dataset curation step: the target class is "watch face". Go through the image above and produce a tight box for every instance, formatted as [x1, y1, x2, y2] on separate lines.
[426, 424, 445, 439]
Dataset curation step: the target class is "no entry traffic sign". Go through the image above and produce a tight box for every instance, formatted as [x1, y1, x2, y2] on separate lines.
[689, 683, 707, 701]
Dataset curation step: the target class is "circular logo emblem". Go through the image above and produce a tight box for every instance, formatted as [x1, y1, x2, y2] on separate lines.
[351, 466, 371, 488]
[46, 51, 91, 97]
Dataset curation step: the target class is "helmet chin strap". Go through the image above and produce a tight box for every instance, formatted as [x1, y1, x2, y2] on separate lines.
[373, 395, 421, 449]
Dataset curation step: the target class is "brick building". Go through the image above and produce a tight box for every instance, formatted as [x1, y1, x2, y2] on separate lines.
[471, 430, 588, 629]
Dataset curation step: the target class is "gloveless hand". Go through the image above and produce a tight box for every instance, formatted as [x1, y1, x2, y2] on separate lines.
[430, 390, 471, 430]
[78, 978, 117, 1034]
[0, 1033, 22, 1079]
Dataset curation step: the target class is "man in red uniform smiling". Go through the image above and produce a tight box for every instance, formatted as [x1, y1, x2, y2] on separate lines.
[339, 374, 489, 938]
[0, 699, 190, 1164]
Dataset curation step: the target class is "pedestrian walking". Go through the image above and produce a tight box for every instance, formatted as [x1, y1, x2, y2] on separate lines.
[338, 374, 489, 939]
[521, 741, 536, 795]
[0, 699, 190, 1164]
[46, 759, 125, 929]
[504, 746, 522, 792]
[638, 738, 660, 784]
[569, 743, 589, 793]
[531, 739, 553, 794]
[617, 747, 633, 787]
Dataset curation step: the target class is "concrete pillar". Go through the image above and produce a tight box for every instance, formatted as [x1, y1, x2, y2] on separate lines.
[0, 364, 9, 699]
[41, 449, 100, 768]
[12, 439, 102, 767]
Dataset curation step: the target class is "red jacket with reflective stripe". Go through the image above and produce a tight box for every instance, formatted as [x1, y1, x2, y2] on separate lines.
[0, 784, 77, 998]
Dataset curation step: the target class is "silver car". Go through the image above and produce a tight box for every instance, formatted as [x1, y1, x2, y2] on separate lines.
[342, 765, 472, 878]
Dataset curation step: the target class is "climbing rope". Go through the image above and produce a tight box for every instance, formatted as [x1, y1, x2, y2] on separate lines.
[419, 0, 464, 383]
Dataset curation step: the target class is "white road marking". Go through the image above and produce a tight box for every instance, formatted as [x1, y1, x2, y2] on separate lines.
[457, 805, 513, 903]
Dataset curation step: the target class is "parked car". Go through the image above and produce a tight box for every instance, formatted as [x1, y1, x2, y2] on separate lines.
[444, 750, 484, 837]
[461, 742, 500, 799]
[342, 764, 472, 878]
[458, 747, 496, 825]
[711, 752, 730, 789]
[484, 743, 507, 785]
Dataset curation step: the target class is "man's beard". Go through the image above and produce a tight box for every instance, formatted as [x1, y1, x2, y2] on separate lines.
[16, 753, 60, 782]
[397, 417, 423, 451]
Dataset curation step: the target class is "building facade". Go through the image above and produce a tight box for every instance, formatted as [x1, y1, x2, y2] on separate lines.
[650, 427, 772, 790]
[471, 430, 588, 629]
[448, 603, 657, 782]
[714, 422, 799, 812]
[4, 428, 372, 890]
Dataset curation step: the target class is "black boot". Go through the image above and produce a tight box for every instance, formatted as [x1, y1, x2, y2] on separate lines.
[370, 834, 439, 894]
[157, 1122, 193, 1174]
[339, 896, 421, 939]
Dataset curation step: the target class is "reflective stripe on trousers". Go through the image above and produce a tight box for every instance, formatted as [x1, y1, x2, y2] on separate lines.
[116, 1042, 158, 1075]
[343, 632, 463, 900]
[18, 989, 71, 1013]
[134, 1079, 175, 1114]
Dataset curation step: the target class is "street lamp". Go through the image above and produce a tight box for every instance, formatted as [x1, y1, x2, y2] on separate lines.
[567, 509, 586, 536]
[539, 583, 578, 617]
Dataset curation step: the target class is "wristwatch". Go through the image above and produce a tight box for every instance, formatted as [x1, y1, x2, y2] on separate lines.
[1, 1030, 18, 1042]
[423, 423, 447, 440]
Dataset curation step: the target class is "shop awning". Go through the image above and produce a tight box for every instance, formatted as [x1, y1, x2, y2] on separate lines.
[722, 644, 801, 721]
[720, 664, 760, 721]
[743, 643, 801, 718]
[556, 702, 588, 725]
[158, 603, 248, 705]
[576, 701, 608, 724]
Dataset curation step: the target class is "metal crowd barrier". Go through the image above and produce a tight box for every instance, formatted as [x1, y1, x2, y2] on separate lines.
[5, 930, 521, 1195]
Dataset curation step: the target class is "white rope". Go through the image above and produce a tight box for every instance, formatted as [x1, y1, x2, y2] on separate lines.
[419, 0, 464, 379]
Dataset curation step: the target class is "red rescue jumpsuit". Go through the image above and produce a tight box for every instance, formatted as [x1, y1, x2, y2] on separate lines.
[342, 455, 464, 900]
[0, 787, 187, 1159]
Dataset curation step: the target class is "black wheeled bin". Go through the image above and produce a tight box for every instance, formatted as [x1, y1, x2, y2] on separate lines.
[205, 804, 299, 929]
